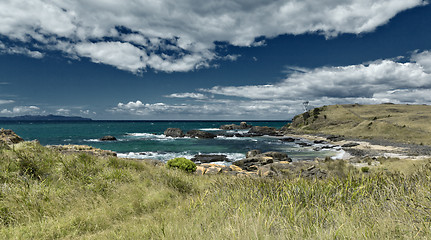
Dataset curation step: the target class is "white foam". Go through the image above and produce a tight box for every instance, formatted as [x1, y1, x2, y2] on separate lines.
[118, 151, 245, 162]
[84, 139, 101, 142]
[126, 133, 177, 141]
[199, 128, 220, 131]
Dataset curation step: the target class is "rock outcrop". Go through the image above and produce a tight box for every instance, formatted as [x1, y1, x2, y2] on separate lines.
[248, 126, 277, 136]
[99, 135, 117, 141]
[233, 151, 291, 171]
[220, 122, 252, 130]
[164, 128, 185, 138]
[0, 129, 24, 144]
[191, 154, 229, 163]
[186, 130, 216, 139]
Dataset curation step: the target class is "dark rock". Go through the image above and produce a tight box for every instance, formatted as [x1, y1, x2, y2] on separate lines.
[164, 128, 185, 137]
[186, 130, 216, 139]
[99, 135, 117, 141]
[240, 122, 252, 129]
[248, 126, 277, 136]
[0, 129, 24, 144]
[342, 142, 360, 147]
[233, 156, 274, 171]
[220, 122, 252, 130]
[191, 154, 229, 163]
[246, 149, 261, 158]
[313, 140, 327, 144]
[280, 137, 296, 142]
[327, 135, 345, 142]
[296, 142, 312, 147]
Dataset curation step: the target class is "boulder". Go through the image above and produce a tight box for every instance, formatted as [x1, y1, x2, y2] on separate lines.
[99, 135, 117, 141]
[164, 128, 184, 138]
[240, 122, 252, 129]
[186, 130, 216, 139]
[246, 149, 261, 158]
[257, 166, 277, 178]
[327, 135, 345, 142]
[205, 166, 222, 175]
[0, 129, 24, 144]
[191, 154, 229, 163]
[248, 126, 277, 136]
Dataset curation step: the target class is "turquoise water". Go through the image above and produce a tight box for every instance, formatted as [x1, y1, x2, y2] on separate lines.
[0, 121, 342, 162]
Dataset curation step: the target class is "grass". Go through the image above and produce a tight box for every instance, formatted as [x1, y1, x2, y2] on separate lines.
[289, 104, 431, 145]
[1, 142, 431, 239]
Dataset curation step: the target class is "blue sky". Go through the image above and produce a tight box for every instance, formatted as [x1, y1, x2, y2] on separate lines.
[1, 0, 431, 120]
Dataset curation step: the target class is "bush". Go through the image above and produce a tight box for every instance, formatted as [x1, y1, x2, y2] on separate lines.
[361, 166, 370, 173]
[166, 158, 196, 173]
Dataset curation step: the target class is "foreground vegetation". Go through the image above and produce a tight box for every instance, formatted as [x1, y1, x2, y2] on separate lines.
[288, 103, 431, 145]
[1, 142, 431, 239]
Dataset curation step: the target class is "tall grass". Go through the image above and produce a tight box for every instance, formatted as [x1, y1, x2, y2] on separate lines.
[1, 142, 430, 239]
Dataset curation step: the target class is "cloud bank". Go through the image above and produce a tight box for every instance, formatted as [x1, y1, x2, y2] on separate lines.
[112, 51, 431, 119]
[0, 0, 427, 73]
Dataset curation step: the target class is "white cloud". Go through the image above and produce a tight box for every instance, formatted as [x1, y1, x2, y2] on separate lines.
[0, 100, 14, 105]
[56, 108, 71, 115]
[202, 54, 431, 102]
[1, 106, 40, 115]
[0, 41, 44, 58]
[165, 92, 207, 99]
[0, 0, 426, 73]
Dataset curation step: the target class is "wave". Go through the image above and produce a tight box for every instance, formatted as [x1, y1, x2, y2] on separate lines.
[117, 151, 245, 162]
[199, 128, 220, 131]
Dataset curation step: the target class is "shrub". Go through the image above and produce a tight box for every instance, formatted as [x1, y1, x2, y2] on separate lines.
[361, 166, 370, 173]
[166, 158, 196, 173]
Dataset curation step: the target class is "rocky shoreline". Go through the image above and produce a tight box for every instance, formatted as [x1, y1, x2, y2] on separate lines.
[3, 123, 431, 179]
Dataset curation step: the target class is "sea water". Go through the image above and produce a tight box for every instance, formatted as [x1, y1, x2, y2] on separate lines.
[0, 121, 343, 162]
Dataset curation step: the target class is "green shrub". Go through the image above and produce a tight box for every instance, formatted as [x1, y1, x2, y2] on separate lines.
[361, 166, 370, 173]
[166, 158, 196, 173]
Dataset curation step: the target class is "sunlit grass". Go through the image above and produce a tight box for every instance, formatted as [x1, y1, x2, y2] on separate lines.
[1, 142, 431, 239]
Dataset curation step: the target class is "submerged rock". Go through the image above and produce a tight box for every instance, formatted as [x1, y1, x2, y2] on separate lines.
[164, 128, 184, 138]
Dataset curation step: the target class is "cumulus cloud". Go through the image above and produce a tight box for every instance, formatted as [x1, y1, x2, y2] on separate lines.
[0, 41, 44, 58]
[202, 53, 431, 104]
[56, 108, 71, 115]
[0, 0, 426, 73]
[1, 106, 40, 115]
[0, 100, 14, 105]
[112, 51, 431, 119]
[165, 92, 207, 99]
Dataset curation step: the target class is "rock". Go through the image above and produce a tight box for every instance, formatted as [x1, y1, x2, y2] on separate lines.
[0, 129, 24, 144]
[195, 166, 206, 175]
[220, 122, 252, 130]
[313, 140, 327, 144]
[300, 166, 327, 179]
[205, 166, 222, 175]
[229, 165, 243, 172]
[191, 154, 229, 163]
[233, 156, 274, 171]
[261, 151, 290, 161]
[296, 142, 312, 147]
[186, 130, 216, 139]
[164, 128, 184, 137]
[327, 135, 345, 142]
[99, 135, 117, 141]
[258, 167, 277, 178]
[342, 142, 360, 147]
[248, 126, 277, 136]
[246, 149, 261, 158]
[280, 137, 296, 142]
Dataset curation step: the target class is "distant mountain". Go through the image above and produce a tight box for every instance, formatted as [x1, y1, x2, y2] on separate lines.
[0, 114, 92, 121]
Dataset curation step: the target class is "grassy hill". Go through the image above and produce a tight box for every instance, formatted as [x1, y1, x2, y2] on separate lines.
[287, 103, 431, 145]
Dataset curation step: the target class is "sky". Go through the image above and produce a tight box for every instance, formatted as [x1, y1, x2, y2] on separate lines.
[1, 0, 431, 120]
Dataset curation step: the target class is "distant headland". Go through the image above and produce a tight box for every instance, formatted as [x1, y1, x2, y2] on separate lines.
[0, 114, 92, 121]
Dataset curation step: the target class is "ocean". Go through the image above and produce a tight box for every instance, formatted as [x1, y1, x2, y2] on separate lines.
[0, 121, 343, 163]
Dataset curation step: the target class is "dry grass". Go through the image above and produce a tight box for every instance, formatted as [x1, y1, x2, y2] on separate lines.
[289, 104, 431, 145]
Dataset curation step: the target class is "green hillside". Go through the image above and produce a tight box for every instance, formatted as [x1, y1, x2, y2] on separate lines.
[287, 104, 431, 145]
